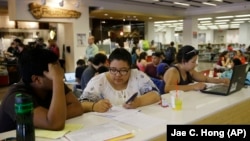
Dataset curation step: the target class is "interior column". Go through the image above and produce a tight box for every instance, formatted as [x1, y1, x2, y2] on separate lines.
[183, 17, 198, 49]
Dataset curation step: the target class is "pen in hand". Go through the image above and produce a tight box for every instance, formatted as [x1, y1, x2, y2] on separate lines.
[125, 92, 138, 104]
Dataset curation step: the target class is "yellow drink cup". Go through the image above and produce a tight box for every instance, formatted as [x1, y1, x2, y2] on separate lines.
[170, 90, 184, 110]
[174, 97, 182, 110]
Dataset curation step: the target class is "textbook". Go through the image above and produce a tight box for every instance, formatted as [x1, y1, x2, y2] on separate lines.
[65, 123, 134, 141]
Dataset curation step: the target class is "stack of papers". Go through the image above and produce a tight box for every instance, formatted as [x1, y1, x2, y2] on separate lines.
[65, 123, 134, 141]
[35, 124, 83, 139]
[93, 106, 166, 130]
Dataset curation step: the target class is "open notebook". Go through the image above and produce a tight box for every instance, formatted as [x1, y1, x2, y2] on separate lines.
[200, 64, 248, 96]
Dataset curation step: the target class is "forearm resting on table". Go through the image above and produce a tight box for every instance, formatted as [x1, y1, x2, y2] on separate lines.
[165, 85, 195, 93]
[138, 92, 160, 106]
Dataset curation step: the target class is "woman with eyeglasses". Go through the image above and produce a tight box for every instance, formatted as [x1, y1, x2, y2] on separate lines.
[79, 48, 161, 113]
[163, 45, 230, 93]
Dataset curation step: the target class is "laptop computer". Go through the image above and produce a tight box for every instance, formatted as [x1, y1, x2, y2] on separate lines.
[64, 72, 76, 82]
[200, 64, 248, 96]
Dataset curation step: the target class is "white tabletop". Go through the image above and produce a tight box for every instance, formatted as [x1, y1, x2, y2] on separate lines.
[1, 87, 250, 141]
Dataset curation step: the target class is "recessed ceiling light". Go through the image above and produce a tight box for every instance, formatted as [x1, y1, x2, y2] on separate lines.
[216, 16, 234, 19]
[214, 22, 227, 25]
[109, 17, 113, 19]
[215, 20, 230, 22]
[174, 2, 190, 6]
[235, 14, 250, 18]
[198, 17, 212, 20]
[104, 13, 108, 16]
[165, 20, 178, 23]
[234, 18, 250, 21]
[201, 23, 213, 26]
[208, 25, 218, 29]
[203, 2, 217, 6]
[214, 0, 223, 2]
[200, 21, 211, 23]
[231, 21, 245, 24]
[149, 17, 153, 19]
[154, 21, 165, 24]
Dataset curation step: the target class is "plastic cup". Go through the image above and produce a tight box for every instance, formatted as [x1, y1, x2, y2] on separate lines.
[170, 90, 184, 110]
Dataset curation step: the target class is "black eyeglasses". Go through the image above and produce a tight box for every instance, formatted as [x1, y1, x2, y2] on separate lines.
[185, 49, 199, 55]
[109, 67, 130, 76]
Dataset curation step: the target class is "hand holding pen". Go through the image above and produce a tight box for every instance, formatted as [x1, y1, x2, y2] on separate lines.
[123, 93, 139, 109]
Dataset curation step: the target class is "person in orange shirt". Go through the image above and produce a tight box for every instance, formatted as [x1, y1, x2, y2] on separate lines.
[234, 50, 246, 64]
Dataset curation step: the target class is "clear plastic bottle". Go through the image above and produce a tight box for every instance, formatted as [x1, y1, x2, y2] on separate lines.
[15, 93, 35, 141]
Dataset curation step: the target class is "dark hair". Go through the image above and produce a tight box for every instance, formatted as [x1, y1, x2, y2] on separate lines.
[176, 45, 199, 63]
[18, 48, 58, 84]
[170, 41, 174, 46]
[232, 58, 242, 66]
[92, 53, 107, 66]
[97, 66, 109, 74]
[88, 57, 94, 63]
[138, 52, 147, 62]
[76, 59, 85, 65]
[14, 38, 22, 44]
[219, 51, 228, 58]
[131, 46, 138, 55]
[109, 48, 132, 67]
[152, 52, 162, 58]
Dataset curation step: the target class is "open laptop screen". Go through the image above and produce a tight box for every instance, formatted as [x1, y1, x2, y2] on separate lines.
[64, 72, 75, 82]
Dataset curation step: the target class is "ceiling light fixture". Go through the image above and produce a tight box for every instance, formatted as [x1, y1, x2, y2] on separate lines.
[215, 20, 230, 22]
[174, 2, 190, 7]
[214, 0, 223, 2]
[200, 21, 211, 23]
[216, 16, 234, 19]
[165, 20, 178, 23]
[214, 22, 227, 25]
[235, 14, 250, 18]
[234, 18, 250, 21]
[202, 2, 217, 6]
[198, 17, 212, 20]
[230, 21, 245, 24]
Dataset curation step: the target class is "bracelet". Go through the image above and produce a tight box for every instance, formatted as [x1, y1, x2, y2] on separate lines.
[91, 102, 96, 112]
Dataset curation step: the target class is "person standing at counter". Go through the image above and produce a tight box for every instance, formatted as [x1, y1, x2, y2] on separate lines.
[85, 36, 99, 61]
[163, 45, 230, 93]
[79, 48, 160, 113]
[0, 48, 84, 133]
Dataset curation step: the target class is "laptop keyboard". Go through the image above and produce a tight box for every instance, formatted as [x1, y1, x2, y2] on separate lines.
[206, 85, 229, 93]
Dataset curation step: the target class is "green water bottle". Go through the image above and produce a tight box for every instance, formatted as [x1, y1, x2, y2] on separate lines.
[15, 93, 35, 141]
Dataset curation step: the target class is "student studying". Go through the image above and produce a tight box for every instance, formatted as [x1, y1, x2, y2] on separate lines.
[79, 48, 161, 113]
[0, 48, 84, 133]
[163, 45, 230, 93]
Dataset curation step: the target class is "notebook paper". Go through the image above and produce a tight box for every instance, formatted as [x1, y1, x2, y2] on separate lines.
[35, 124, 83, 139]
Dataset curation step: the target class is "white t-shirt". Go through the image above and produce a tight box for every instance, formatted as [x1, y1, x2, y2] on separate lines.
[80, 69, 159, 105]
